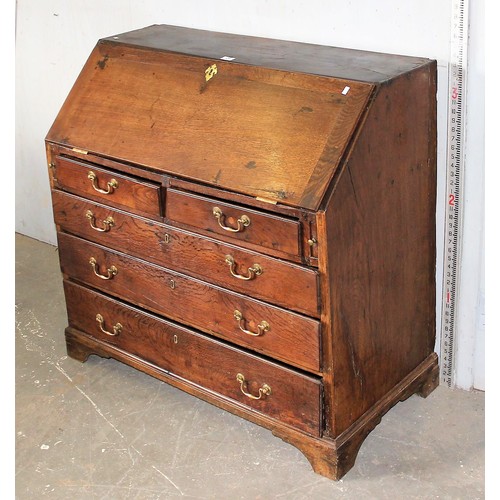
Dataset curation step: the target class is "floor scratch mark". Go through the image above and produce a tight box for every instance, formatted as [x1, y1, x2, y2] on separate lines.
[53, 362, 125, 440]
[151, 465, 184, 496]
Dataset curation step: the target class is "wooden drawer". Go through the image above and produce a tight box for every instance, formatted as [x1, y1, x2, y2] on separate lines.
[57, 232, 321, 373]
[52, 191, 319, 317]
[166, 189, 301, 259]
[52, 155, 162, 217]
[63, 280, 322, 436]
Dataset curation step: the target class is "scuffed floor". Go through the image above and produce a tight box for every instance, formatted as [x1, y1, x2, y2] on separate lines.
[15, 233, 485, 499]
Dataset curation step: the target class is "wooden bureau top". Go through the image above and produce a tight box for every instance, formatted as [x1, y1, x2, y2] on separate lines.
[46, 24, 434, 210]
[102, 24, 431, 83]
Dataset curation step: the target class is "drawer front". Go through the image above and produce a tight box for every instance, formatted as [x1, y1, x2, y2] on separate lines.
[53, 156, 162, 217]
[63, 280, 322, 436]
[52, 191, 319, 317]
[57, 233, 320, 373]
[166, 189, 301, 258]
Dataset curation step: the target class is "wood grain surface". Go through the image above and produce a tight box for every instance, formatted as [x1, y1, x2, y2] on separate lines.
[318, 62, 437, 436]
[53, 190, 319, 318]
[46, 25, 438, 480]
[64, 280, 322, 435]
[46, 39, 373, 210]
[54, 155, 162, 217]
[166, 189, 302, 258]
[57, 232, 320, 372]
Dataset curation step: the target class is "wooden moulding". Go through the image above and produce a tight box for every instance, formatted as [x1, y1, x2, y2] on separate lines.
[65, 326, 438, 480]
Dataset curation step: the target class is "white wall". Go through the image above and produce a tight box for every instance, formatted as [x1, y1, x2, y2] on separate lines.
[15, 0, 484, 389]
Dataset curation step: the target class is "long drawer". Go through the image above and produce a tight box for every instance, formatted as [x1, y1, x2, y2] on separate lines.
[52, 190, 319, 318]
[57, 232, 321, 373]
[63, 280, 322, 436]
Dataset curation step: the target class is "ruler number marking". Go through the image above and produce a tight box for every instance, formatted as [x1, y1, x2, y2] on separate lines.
[440, 0, 468, 387]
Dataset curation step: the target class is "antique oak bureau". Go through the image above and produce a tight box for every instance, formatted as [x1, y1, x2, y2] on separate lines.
[46, 25, 438, 479]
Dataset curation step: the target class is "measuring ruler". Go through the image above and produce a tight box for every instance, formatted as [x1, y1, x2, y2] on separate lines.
[440, 0, 469, 387]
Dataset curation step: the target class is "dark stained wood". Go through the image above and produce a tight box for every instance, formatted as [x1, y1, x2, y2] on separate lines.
[104, 24, 433, 84]
[46, 25, 438, 481]
[58, 232, 320, 372]
[318, 63, 438, 436]
[166, 189, 303, 259]
[53, 155, 163, 218]
[63, 281, 322, 435]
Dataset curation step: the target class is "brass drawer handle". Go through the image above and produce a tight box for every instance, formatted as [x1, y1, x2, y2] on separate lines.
[236, 373, 271, 400]
[95, 313, 122, 336]
[213, 207, 250, 233]
[87, 171, 118, 194]
[89, 257, 118, 280]
[233, 310, 269, 337]
[225, 255, 262, 281]
[85, 210, 114, 232]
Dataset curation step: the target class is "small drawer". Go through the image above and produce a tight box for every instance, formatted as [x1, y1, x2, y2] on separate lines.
[52, 155, 162, 217]
[57, 232, 321, 373]
[63, 281, 321, 436]
[52, 191, 319, 317]
[166, 189, 301, 259]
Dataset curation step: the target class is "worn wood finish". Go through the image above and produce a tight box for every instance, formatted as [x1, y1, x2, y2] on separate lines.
[53, 191, 319, 318]
[64, 321, 438, 480]
[273, 352, 439, 478]
[319, 63, 438, 436]
[54, 144, 167, 183]
[58, 232, 320, 372]
[168, 177, 304, 218]
[166, 189, 303, 259]
[46, 24, 438, 481]
[105, 24, 434, 84]
[46, 39, 374, 210]
[53, 155, 162, 217]
[63, 282, 322, 435]
[167, 179, 320, 267]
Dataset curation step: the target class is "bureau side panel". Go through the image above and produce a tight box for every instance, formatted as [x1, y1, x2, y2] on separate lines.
[321, 63, 437, 436]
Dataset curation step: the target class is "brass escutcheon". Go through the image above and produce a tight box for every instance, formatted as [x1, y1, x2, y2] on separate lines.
[205, 63, 218, 82]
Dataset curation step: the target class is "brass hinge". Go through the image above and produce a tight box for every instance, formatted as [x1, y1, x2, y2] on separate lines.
[72, 147, 88, 155]
[256, 196, 278, 205]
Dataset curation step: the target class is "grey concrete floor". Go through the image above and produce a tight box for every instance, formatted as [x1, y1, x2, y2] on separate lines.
[15, 233, 485, 499]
